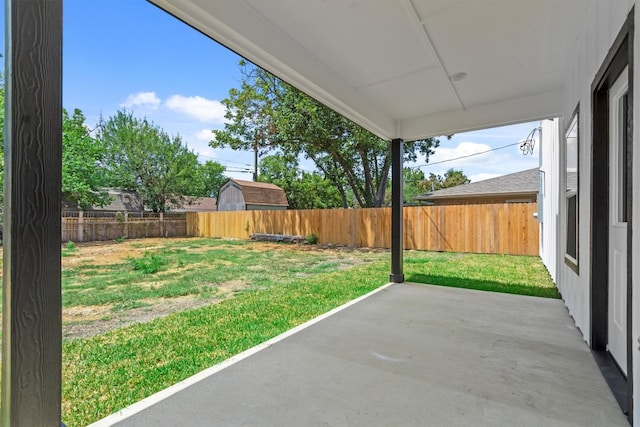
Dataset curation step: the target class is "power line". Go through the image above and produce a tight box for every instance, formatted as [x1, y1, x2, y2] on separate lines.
[410, 141, 524, 169]
[196, 154, 252, 167]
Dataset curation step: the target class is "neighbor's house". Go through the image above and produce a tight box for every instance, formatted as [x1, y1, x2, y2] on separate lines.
[217, 179, 289, 211]
[415, 168, 539, 205]
[62, 189, 144, 217]
[173, 196, 218, 212]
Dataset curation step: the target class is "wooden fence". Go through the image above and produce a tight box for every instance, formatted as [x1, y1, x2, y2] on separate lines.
[62, 212, 187, 242]
[186, 202, 539, 256]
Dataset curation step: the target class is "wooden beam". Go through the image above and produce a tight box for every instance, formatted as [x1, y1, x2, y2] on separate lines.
[390, 138, 404, 283]
[2, 0, 63, 426]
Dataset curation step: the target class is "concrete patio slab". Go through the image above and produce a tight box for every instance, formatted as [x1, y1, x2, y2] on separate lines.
[97, 283, 628, 426]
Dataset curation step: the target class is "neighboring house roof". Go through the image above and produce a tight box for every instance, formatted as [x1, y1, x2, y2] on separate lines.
[174, 197, 218, 212]
[416, 168, 539, 201]
[62, 189, 144, 212]
[225, 179, 289, 207]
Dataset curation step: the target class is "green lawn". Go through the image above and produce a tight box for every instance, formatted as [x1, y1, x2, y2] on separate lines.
[62, 257, 390, 425]
[405, 251, 559, 299]
[61, 238, 383, 310]
[51, 239, 558, 425]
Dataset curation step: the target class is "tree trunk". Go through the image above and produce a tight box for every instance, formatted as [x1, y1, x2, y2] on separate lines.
[374, 151, 392, 207]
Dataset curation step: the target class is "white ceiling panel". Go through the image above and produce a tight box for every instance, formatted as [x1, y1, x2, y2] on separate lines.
[243, 0, 440, 89]
[149, 0, 604, 140]
[417, 0, 593, 108]
[360, 66, 460, 120]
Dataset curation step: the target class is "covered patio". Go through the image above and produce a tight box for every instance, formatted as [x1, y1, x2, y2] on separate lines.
[4, 0, 638, 425]
[92, 283, 626, 426]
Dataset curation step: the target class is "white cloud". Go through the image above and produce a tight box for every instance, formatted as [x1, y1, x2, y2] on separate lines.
[165, 95, 226, 123]
[426, 141, 503, 169]
[468, 173, 501, 183]
[412, 138, 538, 181]
[195, 129, 215, 142]
[120, 91, 161, 109]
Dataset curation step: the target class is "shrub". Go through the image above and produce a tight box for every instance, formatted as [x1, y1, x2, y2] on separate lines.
[130, 252, 165, 274]
[306, 233, 318, 245]
[66, 241, 76, 251]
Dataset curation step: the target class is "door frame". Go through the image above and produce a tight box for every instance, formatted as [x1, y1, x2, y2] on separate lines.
[591, 8, 634, 423]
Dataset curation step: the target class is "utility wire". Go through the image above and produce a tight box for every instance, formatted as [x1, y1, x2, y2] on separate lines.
[196, 154, 252, 167]
[410, 141, 524, 169]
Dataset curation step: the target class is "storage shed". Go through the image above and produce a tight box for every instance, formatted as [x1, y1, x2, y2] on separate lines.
[217, 179, 288, 211]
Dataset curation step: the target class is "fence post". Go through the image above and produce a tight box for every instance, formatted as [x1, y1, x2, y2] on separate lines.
[78, 211, 84, 242]
[124, 211, 129, 239]
[160, 212, 165, 237]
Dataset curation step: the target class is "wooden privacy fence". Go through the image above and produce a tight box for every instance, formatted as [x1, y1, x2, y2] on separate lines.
[62, 212, 187, 242]
[186, 202, 539, 256]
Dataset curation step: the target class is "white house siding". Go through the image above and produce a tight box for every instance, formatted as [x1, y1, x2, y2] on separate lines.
[539, 118, 559, 284]
[633, 6, 640, 426]
[551, 1, 640, 423]
[556, 0, 634, 344]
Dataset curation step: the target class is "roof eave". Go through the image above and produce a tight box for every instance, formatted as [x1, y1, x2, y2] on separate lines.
[416, 191, 538, 201]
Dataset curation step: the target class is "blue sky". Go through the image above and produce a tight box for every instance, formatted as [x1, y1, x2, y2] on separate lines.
[2, 0, 540, 182]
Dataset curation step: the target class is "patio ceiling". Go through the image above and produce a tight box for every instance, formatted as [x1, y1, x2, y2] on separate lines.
[149, 0, 595, 141]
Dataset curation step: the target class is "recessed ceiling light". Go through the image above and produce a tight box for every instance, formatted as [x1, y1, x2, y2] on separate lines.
[449, 72, 468, 82]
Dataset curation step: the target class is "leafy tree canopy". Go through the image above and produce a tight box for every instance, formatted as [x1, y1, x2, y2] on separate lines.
[62, 108, 110, 209]
[212, 61, 442, 208]
[191, 160, 227, 198]
[423, 168, 471, 192]
[258, 154, 342, 209]
[98, 109, 203, 212]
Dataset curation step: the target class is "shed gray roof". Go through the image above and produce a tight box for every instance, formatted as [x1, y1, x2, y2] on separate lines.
[416, 168, 539, 201]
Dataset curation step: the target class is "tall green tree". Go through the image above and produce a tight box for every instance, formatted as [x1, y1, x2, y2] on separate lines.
[259, 154, 342, 209]
[403, 168, 430, 204]
[191, 160, 227, 198]
[423, 168, 471, 192]
[99, 109, 200, 212]
[62, 108, 110, 209]
[212, 61, 442, 208]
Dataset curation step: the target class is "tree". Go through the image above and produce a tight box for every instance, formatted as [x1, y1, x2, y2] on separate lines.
[442, 169, 470, 188]
[62, 108, 110, 209]
[190, 160, 227, 198]
[382, 167, 435, 205]
[258, 154, 342, 209]
[423, 168, 470, 192]
[402, 168, 430, 204]
[98, 109, 201, 212]
[212, 61, 442, 208]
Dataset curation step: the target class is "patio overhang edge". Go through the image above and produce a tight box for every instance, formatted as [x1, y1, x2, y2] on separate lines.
[146, 0, 397, 141]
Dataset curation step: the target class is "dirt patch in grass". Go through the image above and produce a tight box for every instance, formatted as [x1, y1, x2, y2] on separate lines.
[0, 237, 386, 340]
[63, 294, 225, 339]
[62, 238, 214, 268]
[62, 279, 253, 340]
[58, 238, 385, 340]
